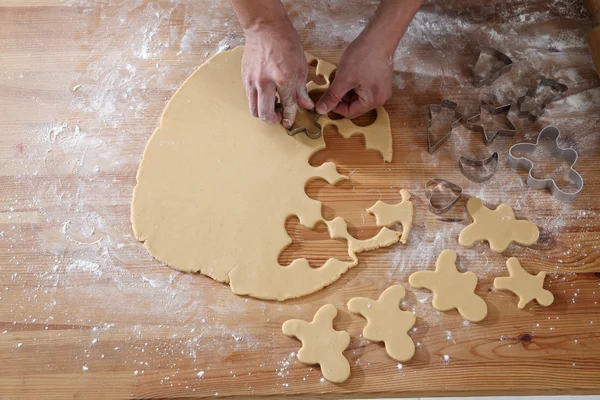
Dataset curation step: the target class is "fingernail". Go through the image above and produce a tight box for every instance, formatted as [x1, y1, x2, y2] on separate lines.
[315, 104, 326, 114]
[282, 119, 291, 129]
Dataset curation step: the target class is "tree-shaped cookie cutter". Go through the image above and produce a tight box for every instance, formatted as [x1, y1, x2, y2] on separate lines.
[507, 126, 583, 203]
[472, 46, 513, 88]
[516, 79, 568, 121]
[427, 100, 464, 154]
[465, 101, 516, 146]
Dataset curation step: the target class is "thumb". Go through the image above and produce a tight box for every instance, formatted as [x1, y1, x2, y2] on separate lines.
[315, 76, 354, 115]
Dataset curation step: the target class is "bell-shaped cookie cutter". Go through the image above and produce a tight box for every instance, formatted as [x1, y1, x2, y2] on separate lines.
[472, 46, 513, 88]
[465, 101, 516, 146]
[427, 100, 464, 154]
[425, 178, 463, 214]
[516, 79, 568, 121]
[459, 152, 499, 183]
[507, 126, 583, 203]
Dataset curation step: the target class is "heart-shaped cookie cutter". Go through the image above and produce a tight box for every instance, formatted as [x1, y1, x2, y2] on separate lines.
[472, 46, 513, 88]
[459, 152, 499, 183]
[425, 178, 463, 214]
[507, 126, 583, 203]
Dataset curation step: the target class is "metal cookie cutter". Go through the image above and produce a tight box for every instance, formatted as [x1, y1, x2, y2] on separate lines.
[516, 79, 568, 121]
[286, 107, 322, 139]
[425, 178, 463, 214]
[472, 46, 513, 88]
[459, 152, 499, 183]
[465, 101, 516, 146]
[507, 126, 583, 203]
[427, 100, 464, 154]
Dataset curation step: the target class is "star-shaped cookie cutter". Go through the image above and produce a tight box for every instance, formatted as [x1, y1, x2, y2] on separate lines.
[516, 79, 568, 121]
[507, 126, 583, 203]
[465, 101, 516, 146]
[472, 46, 513, 88]
[427, 100, 464, 154]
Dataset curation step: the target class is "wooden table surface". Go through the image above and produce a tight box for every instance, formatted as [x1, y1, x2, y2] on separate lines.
[1, 0, 600, 398]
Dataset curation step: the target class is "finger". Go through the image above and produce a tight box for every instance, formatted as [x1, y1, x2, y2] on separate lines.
[245, 85, 258, 117]
[258, 83, 280, 124]
[333, 96, 372, 119]
[296, 80, 314, 110]
[315, 75, 354, 115]
[278, 84, 297, 129]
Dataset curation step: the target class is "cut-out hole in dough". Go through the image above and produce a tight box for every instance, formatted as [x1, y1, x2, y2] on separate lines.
[351, 108, 378, 127]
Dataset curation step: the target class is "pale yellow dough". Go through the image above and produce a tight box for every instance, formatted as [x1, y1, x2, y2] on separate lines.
[367, 189, 413, 244]
[282, 304, 351, 383]
[494, 257, 554, 309]
[409, 249, 487, 322]
[131, 47, 394, 301]
[347, 285, 416, 362]
[458, 198, 539, 253]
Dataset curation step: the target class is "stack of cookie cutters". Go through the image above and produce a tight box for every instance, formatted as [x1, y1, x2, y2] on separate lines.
[516, 79, 568, 121]
[507, 126, 583, 203]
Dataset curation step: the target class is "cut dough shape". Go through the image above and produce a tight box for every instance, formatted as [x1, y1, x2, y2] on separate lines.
[367, 189, 413, 244]
[131, 47, 394, 301]
[408, 249, 487, 322]
[347, 285, 416, 362]
[494, 257, 554, 309]
[458, 197, 539, 253]
[282, 304, 351, 383]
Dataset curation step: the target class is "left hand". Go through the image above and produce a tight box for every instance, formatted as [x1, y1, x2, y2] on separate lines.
[315, 35, 394, 118]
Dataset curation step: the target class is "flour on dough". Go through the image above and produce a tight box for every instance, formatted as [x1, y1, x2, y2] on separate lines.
[131, 47, 394, 300]
[347, 285, 416, 362]
[367, 189, 413, 244]
[282, 304, 351, 383]
[494, 257, 554, 309]
[458, 197, 539, 253]
[409, 249, 487, 322]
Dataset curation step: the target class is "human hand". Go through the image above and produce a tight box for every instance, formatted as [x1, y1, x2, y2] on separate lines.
[315, 34, 394, 119]
[242, 22, 313, 128]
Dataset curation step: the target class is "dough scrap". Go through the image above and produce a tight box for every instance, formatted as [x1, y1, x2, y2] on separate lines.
[494, 257, 554, 309]
[458, 197, 539, 253]
[367, 189, 413, 244]
[131, 47, 394, 301]
[282, 304, 351, 383]
[408, 249, 487, 322]
[347, 285, 416, 362]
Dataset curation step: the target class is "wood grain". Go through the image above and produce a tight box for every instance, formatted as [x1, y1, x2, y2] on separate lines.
[1, 0, 599, 398]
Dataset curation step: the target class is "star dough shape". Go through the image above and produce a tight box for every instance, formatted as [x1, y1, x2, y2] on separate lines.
[367, 189, 413, 244]
[494, 257, 554, 309]
[408, 249, 488, 322]
[347, 285, 416, 362]
[282, 304, 351, 383]
[458, 197, 539, 253]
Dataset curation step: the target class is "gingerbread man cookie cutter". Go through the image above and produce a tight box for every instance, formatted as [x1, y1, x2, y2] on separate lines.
[507, 126, 583, 203]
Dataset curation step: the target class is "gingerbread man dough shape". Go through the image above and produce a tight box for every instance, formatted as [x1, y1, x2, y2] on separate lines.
[459, 197, 539, 253]
[409, 249, 487, 322]
[347, 285, 416, 362]
[494, 257, 554, 309]
[367, 189, 414, 244]
[282, 304, 351, 383]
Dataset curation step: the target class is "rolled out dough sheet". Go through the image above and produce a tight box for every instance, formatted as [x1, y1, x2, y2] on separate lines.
[131, 47, 395, 300]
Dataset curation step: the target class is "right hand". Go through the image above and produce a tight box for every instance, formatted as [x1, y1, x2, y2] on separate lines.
[242, 22, 313, 128]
